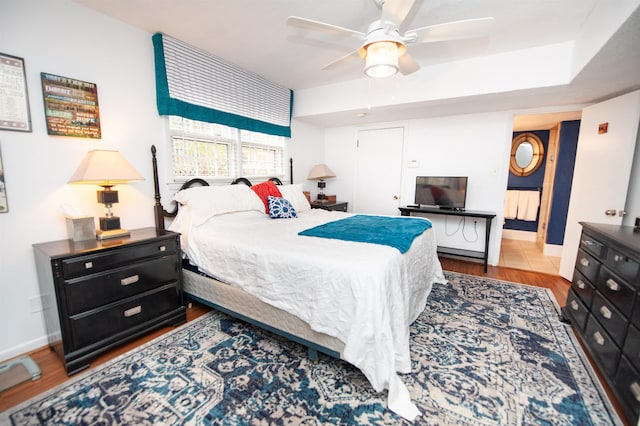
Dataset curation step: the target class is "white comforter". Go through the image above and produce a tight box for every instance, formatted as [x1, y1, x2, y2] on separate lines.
[171, 208, 445, 419]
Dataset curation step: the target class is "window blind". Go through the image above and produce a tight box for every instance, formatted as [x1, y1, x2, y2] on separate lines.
[152, 33, 293, 138]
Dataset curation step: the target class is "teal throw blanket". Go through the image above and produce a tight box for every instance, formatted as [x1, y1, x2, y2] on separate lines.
[298, 215, 432, 253]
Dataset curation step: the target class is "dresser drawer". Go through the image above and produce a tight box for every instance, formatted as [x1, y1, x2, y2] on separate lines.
[585, 315, 621, 376]
[614, 356, 640, 419]
[564, 289, 589, 331]
[605, 248, 640, 285]
[64, 256, 178, 315]
[592, 291, 628, 346]
[69, 285, 181, 350]
[580, 233, 605, 259]
[575, 249, 600, 283]
[596, 266, 635, 317]
[624, 325, 640, 372]
[631, 298, 640, 330]
[571, 269, 594, 308]
[61, 238, 178, 279]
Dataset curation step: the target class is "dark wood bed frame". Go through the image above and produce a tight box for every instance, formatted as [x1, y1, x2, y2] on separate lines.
[149, 145, 342, 360]
[151, 145, 291, 231]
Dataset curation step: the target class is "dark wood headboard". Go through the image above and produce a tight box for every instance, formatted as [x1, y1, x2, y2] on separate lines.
[151, 145, 292, 230]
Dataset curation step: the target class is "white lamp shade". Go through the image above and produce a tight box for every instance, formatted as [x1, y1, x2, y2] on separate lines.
[69, 150, 144, 186]
[364, 41, 399, 78]
[307, 164, 336, 180]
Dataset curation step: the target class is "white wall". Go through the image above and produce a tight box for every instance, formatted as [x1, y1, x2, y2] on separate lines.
[0, 0, 172, 360]
[0, 1, 329, 361]
[288, 120, 325, 195]
[322, 111, 513, 265]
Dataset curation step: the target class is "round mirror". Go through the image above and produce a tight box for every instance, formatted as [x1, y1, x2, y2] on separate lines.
[510, 133, 544, 176]
[515, 141, 533, 168]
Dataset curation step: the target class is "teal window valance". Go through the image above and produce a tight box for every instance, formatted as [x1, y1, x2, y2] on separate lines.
[152, 33, 293, 138]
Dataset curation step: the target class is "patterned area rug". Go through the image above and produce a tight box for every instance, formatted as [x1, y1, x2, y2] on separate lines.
[2, 272, 622, 425]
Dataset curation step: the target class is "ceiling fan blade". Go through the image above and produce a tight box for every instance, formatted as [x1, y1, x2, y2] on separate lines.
[381, 0, 416, 29]
[286, 16, 365, 39]
[398, 53, 420, 75]
[321, 50, 361, 71]
[407, 17, 494, 44]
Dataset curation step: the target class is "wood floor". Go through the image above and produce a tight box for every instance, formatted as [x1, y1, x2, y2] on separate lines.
[0, 259, 622, 422]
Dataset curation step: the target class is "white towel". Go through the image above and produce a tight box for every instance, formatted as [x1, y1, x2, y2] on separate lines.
[517, 190, 540, 221]
[504, 190, 519, 219]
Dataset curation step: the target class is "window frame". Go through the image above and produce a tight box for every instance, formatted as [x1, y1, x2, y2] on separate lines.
[168, 116, 288, 183]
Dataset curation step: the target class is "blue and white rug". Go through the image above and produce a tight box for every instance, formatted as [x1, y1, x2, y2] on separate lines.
[2, 272, 622, 425]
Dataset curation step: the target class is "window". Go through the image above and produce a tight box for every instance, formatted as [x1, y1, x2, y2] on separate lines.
[169, 116, 287, 182]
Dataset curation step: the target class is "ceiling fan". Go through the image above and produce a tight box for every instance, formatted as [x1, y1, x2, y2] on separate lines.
[287, 0, 494, 78]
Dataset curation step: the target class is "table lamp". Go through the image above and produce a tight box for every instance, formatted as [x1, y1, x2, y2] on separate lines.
[307, 164, 336, 203]
[68, 150, 144, 240]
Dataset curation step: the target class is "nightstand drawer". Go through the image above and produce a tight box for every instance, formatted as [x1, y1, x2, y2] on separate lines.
[69, 285, 181, 349]
[64, 256, 178, 315]
[62, 238, 178, 279]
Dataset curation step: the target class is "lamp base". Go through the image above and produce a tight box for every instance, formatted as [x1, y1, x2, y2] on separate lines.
[96, 228, 130, 240]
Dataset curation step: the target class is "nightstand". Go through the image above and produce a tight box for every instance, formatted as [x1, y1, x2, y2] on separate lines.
[310, 201, 348, 212]
[33, 227, 186, 375]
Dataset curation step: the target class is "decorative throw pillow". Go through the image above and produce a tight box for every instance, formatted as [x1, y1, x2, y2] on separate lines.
[251, 181, 283, 213]
[267, 196, 297, 219]
[278, 184, 311, 213]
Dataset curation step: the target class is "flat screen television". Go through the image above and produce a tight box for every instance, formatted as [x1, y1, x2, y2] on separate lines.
[414, 176, 468, 210]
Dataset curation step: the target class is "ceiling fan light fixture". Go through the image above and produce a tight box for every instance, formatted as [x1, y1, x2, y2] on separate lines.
[363, 41, 401, 78]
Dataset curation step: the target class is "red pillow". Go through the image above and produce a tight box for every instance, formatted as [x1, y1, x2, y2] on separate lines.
[251, 181, 283, 213]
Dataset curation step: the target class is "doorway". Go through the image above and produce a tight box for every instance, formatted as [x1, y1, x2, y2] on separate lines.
[499, 111, 581, 275]
[353, 127, 404, 215]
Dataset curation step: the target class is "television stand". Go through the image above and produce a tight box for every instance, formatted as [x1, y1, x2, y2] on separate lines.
[398, 206, 496, 272]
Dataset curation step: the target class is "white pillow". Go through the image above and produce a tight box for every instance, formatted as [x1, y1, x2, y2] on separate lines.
[172, 184, 264, 226]
[278, 184, 311, 212]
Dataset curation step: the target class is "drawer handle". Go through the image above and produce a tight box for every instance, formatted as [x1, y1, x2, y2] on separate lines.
[124, 306, 142, 317]
[613, 254, 627, 263]
[593, 331, 605, 346]
[580, 258, 590, 267]
[599, 305, 612, 319]
[576, 279, 586, 289]
[159, 245, 166, 252]
[631, 382, 640, 402]
[605, 278, 620, 291]
[570, 300, 579, 311]
[84, 261, 93, 270]
[120, 275, 140, 286]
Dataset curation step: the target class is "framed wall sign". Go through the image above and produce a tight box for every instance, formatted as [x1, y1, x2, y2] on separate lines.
[0, 53, 32, 132]
[41, 73, 102, 138]
[0, 145, 8, 213]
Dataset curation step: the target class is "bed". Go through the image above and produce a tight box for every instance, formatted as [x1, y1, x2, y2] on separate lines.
[150, 146, 446, 420]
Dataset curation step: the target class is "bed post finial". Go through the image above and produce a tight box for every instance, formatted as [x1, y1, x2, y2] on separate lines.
[151, 145, 165, 231]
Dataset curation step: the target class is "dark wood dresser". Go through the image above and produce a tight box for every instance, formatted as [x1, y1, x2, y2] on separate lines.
[33, 227, 186, 375]
[563, 222, 640, 423]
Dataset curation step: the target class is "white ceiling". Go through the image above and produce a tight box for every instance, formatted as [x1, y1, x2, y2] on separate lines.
[74, 0, 640, 129]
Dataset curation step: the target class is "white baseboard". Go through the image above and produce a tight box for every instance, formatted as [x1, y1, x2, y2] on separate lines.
[0, 336, 49, 364]
[502, 229, 537, 242]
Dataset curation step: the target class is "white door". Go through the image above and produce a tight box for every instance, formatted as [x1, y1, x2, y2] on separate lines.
[559, 90, 640, 279]
[354, 127, 404, 215]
